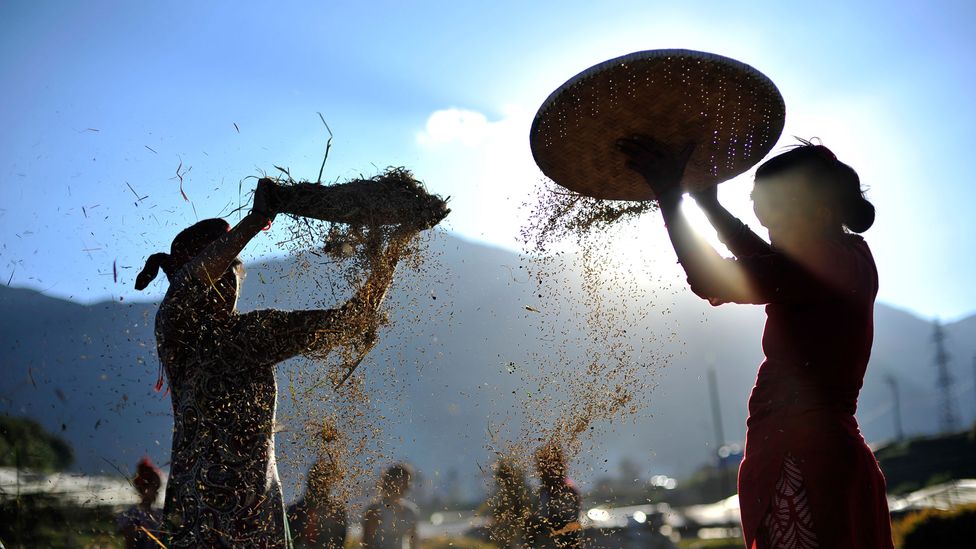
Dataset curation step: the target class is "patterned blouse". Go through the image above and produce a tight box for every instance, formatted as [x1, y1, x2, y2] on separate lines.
[156, 269, 356, 548]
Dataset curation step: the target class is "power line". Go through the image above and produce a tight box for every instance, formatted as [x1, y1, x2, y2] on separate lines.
[884, 374, 904, 442]
[932, 320, 958, 433]
[707, 368, 732, 497]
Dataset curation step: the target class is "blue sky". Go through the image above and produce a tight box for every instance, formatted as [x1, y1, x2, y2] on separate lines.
[2, 0, 975, 320]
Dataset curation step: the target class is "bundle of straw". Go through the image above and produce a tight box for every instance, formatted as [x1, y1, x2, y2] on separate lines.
[269, 167, 449, 230]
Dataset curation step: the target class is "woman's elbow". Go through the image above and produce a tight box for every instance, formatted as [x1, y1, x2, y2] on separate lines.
[687, 277, 723, 305]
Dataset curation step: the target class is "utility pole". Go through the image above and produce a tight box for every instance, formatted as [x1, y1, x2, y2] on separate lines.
[932, 320, 958, 433]
[707, 368, 731, 497]
[884, 374, 904, 442]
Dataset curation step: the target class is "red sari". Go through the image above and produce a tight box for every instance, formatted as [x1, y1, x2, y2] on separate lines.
[696, 223, 893, 549]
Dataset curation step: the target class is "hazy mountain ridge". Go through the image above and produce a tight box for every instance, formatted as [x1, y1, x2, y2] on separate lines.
[1, 233, 974, 498]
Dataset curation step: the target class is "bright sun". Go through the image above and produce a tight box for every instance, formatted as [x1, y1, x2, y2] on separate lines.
[680, 199, 727, 251]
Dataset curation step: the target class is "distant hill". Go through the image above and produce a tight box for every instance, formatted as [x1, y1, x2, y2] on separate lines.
[1, 233, 974, 500]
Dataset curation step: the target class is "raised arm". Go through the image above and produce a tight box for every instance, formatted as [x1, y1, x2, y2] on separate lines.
[213, 228, 415, 376]
[325, 228, 415, 386]
[182, 179, 276, 285]
[617, 136, 754, 304]
[691, 186, 771, 258]
[345, 228, 413, 318]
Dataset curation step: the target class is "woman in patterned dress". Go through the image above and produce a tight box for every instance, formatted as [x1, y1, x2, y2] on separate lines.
[135, 179, 417, 547]
[617, 137, 894, 548]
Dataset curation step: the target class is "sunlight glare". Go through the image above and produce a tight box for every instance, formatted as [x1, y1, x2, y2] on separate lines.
[681, 198, 727, 254]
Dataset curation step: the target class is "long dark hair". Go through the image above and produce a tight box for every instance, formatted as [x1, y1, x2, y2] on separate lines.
[754, 140, 875, 233]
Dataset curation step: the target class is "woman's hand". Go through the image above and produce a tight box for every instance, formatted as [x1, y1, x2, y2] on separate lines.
[690, 184, 719, 209]
[616, 135, 695, 203]
[252, 178, 278, 221]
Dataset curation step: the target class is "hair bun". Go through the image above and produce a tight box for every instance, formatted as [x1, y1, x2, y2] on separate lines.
[844, 196, 875, 233]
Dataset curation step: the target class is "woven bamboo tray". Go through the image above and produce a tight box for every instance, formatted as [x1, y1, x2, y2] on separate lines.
[530, 49, 785, 200]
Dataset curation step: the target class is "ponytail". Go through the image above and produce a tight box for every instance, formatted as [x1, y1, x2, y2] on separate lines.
[134, 252, 173, 290]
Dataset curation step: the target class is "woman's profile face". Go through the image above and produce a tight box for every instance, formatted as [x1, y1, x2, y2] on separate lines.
[228, 259, 245, 307]
[752, 171, 828, 248]
[232, 258, 245, 286]
[210, 259, 244, 313]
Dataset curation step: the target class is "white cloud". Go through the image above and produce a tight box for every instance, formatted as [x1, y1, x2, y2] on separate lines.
[413, 106, 539, 249]
[416, 108, 493, 148]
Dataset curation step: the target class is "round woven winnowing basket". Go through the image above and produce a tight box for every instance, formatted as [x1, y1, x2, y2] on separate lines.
[530, 49, 786, 200]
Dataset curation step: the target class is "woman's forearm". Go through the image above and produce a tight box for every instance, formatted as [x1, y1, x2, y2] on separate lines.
[695, 197, 770, 257]
[659, 194, 723, 269]
[348, 231, 413, 315]
[615, 134, 756, 301]
[186, 212, 269, 283]
[657, 192, 738, 297]
[695, 197, 739, 236]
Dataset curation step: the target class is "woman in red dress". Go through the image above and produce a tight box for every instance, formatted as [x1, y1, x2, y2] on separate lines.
[618, 137, 894, 548]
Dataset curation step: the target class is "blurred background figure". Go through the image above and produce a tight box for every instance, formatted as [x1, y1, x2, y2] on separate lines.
[288, 459, 347, 549]
[116, 456, 163, 549]
[531, 444, 582, 549]
[487, 458, 534, 548]
[362, 463, 420, 549]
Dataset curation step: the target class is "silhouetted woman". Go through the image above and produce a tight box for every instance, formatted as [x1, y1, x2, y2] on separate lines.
[618, 137, 893, 548]
[135, 180, 410, 548]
